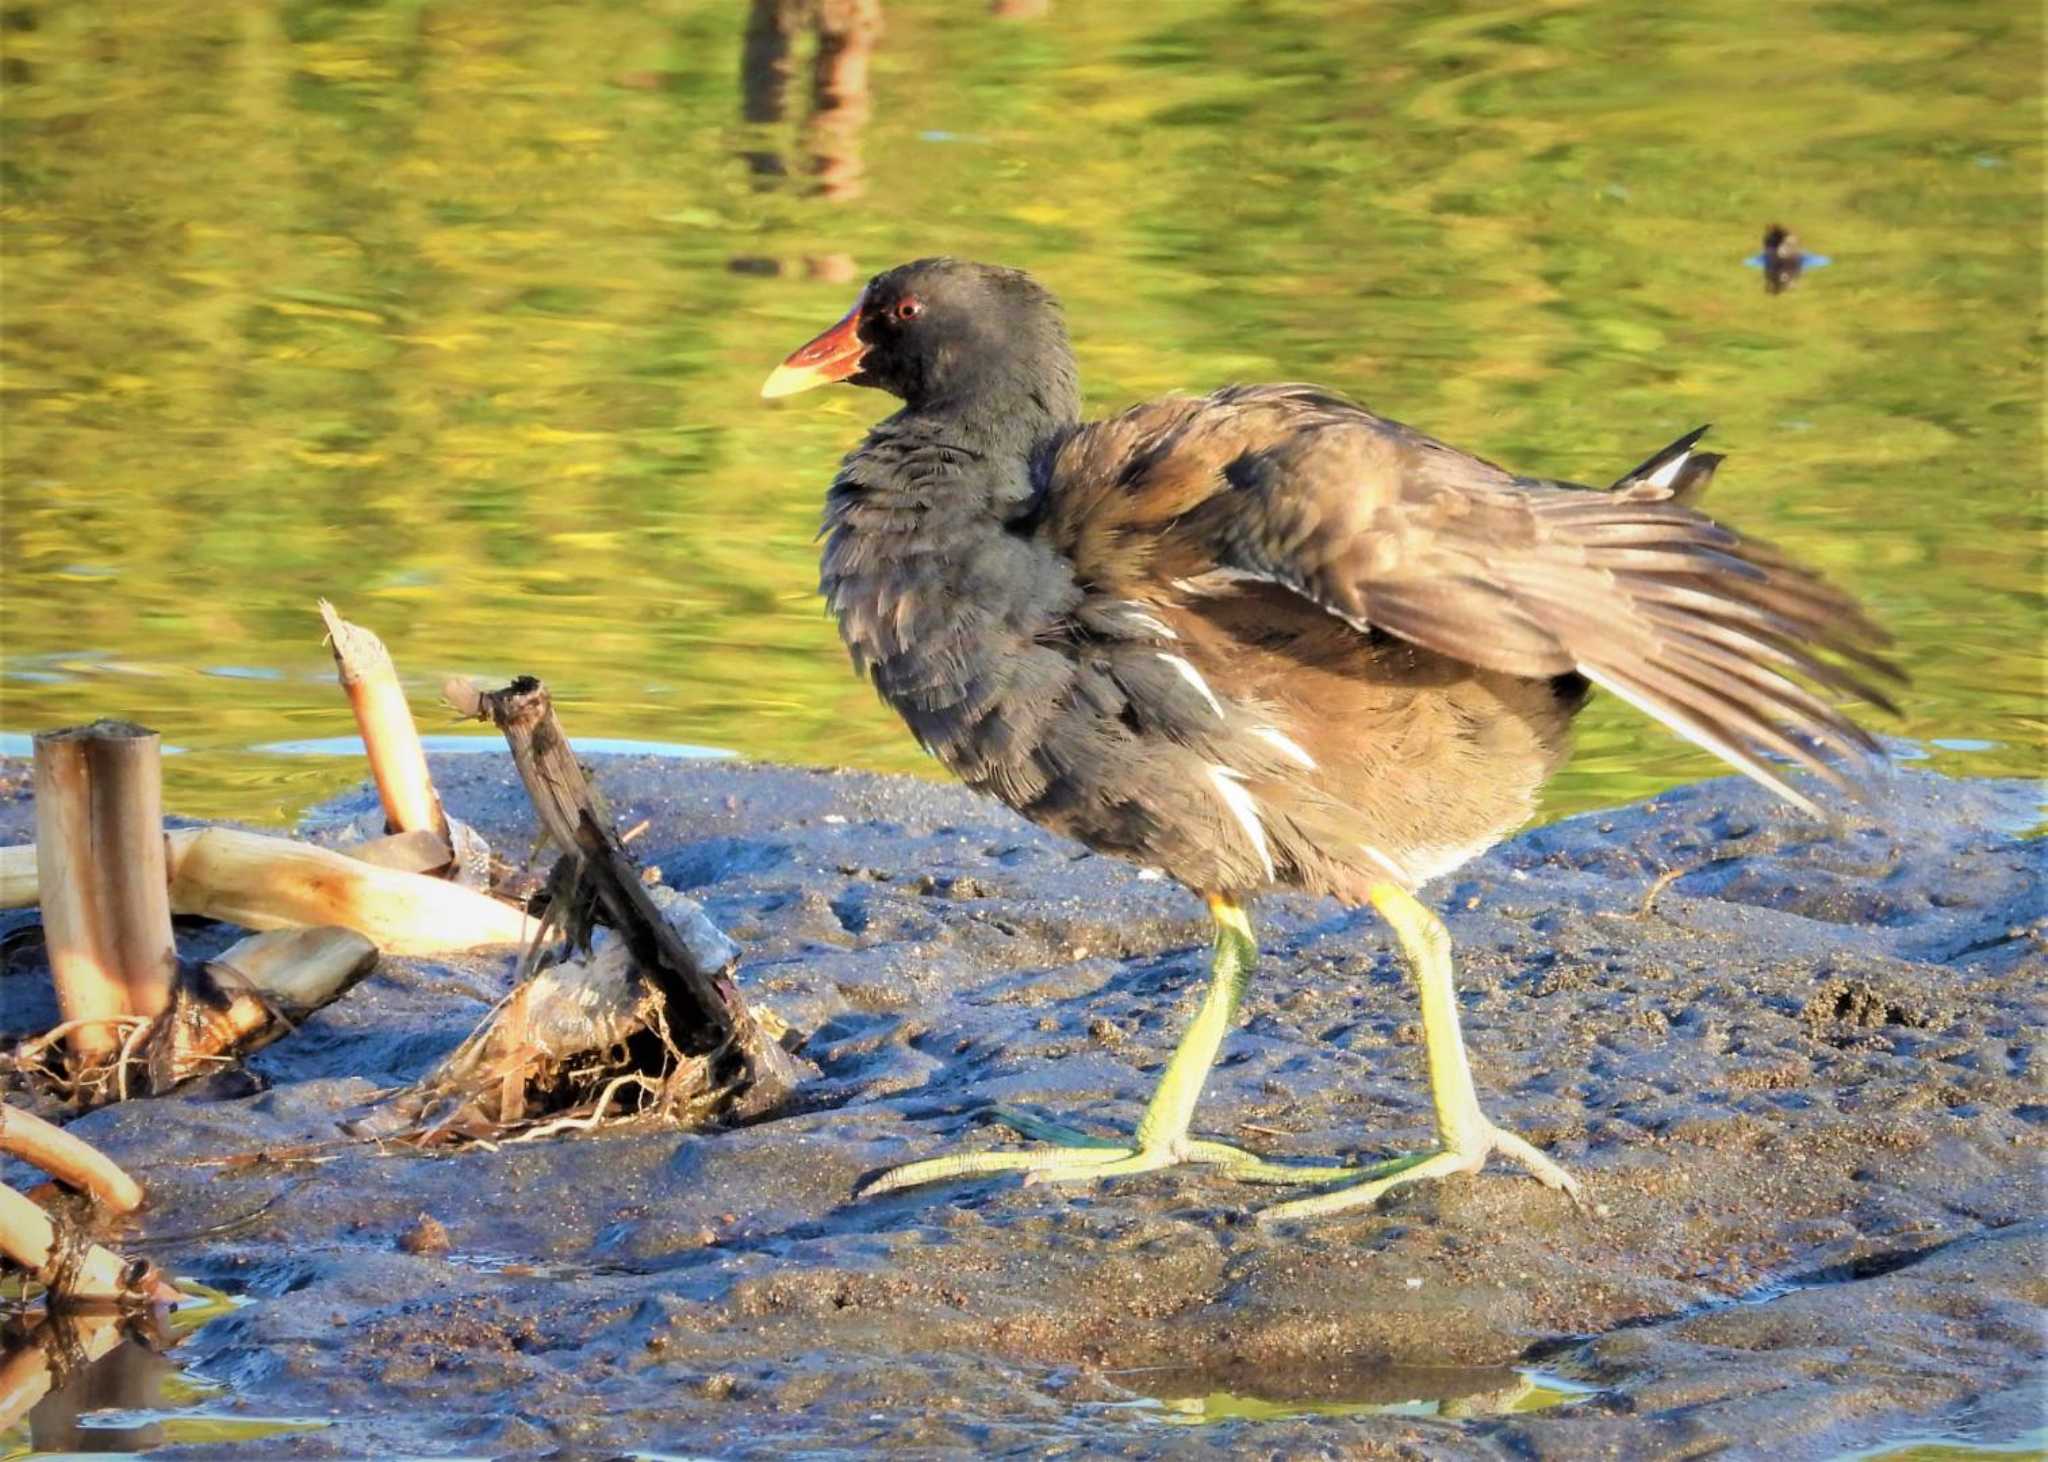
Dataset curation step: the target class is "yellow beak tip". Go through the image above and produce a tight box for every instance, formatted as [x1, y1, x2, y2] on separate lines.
[760, 364, 821, 401]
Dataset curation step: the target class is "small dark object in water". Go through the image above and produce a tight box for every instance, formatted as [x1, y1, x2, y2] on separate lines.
[1751, 224, 1832, 293]
[764, 257, 1899, 1221]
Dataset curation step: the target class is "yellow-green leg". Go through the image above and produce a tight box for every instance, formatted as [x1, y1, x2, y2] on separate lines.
[858, 895, 1351, 1198]
[1256, 882, 1581, 1223]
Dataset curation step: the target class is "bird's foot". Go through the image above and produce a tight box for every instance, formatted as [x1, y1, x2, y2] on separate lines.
[856, 1106, 1355, 1198]
[1254, 1119, 1580, 1223]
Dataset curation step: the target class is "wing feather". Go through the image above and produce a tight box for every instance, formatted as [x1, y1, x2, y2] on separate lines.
[1045, 385, 1901, 810]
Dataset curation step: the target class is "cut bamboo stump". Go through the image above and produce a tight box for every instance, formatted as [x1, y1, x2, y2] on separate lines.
[319, 600, 447, 844]
[32, 723, 178, 1064]
[445, 675, 802, 1122]
[0, 1105, 143, 1214]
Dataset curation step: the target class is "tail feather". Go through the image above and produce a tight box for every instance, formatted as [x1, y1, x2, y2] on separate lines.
[1612, 424, 1722, 506]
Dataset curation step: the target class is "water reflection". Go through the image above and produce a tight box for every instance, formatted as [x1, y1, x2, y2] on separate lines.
[0, 1, 2037, 830]
[0, 1289, 321, 1458]
[740, 0, 881, 205]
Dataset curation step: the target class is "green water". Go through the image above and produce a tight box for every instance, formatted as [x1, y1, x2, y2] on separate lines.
[2, 0, 2040, 827]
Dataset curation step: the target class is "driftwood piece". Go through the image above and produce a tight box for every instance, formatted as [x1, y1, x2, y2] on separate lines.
[0, 1106, 143, 1214]
[445, 676, 801, 1119]
[318, 600, 448, 844]
[0, 1182, 175, 1309]
[32, 723, 178, 1063]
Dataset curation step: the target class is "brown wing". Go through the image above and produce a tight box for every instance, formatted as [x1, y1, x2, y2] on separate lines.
[1046, 384, 1901, 814]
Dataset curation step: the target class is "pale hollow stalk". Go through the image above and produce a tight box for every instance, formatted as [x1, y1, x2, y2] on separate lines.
[184, 927, 379, 1061]
[32, 723, 177, 1061]
[5, 828, 531, 954]
[0, 843, 34, 908]
[0, 1104, 144, 1214]
[165, 827, 535, 954]
[0, 1181, 139, 1304]
[319, 600, 447, 840]
[3, 826, 453, 908]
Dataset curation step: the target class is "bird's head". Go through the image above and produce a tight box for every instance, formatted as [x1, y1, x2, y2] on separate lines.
[762, 257, 1075, 419]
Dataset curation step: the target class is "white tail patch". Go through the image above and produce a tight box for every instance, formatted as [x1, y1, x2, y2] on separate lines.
[1208, 766, 1276, 879]
[1159, 654, 1225, 718]
[1580, 665, 1820, 816]
[1642, 448, 1692, 492]
[1251, 726, 1316, 769]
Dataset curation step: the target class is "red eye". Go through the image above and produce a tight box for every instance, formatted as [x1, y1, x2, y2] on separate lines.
[894, 297, 923, 321]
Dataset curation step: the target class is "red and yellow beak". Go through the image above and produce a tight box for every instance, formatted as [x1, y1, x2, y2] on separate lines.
[761, 300, 868, 399]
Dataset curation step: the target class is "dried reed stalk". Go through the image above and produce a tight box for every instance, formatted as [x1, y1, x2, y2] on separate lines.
[319, 599, 447, 841]
[0, 1105, 143, 1214]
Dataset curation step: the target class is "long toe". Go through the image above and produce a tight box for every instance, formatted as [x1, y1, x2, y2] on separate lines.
[1251, 1121, 1581, 1224]
[858, 1141, 1136, 1198]
[1255, 1149, 1475, 1224]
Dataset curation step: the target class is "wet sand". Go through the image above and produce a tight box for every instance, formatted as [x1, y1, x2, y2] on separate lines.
[1, 755, 2041, 1457]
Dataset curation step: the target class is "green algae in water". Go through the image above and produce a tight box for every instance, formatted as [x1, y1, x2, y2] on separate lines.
[1120, 1363, 1599, 1425]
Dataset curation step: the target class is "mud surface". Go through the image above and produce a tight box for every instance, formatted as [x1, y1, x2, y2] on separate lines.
[2, 755, 2042, 1458]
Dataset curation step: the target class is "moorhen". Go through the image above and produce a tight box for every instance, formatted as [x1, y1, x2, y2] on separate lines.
[763, 258, 1897, 1219]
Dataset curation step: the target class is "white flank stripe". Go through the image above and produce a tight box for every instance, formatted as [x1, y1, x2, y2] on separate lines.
[1359, 843, 1411, 883]
[1643, 448, 1691, 491]
[1580, 665, 1820, 816]
[1251, 725, 1317, 769]
[1208, 765, 1276, 879]
[1121, 604, 1177, 640]
[1159, 654, 1225, 718]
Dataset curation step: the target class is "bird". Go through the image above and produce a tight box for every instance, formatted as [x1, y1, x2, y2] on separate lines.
[1755, 224, 1829, 295]
[762, 258, 1899, 1220]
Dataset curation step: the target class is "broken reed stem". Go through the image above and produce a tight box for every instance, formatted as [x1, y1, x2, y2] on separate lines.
[319, 599, 448, 841]
[1, 828, 529, 954]
[0, 1182, 171, 1308]
[165, 827, 534, 954]
[0, 1105, 144, 1214]
[3, 827, 463, 911]
[32, 723, 177, 1064]
[189, 926, 379, 1058]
